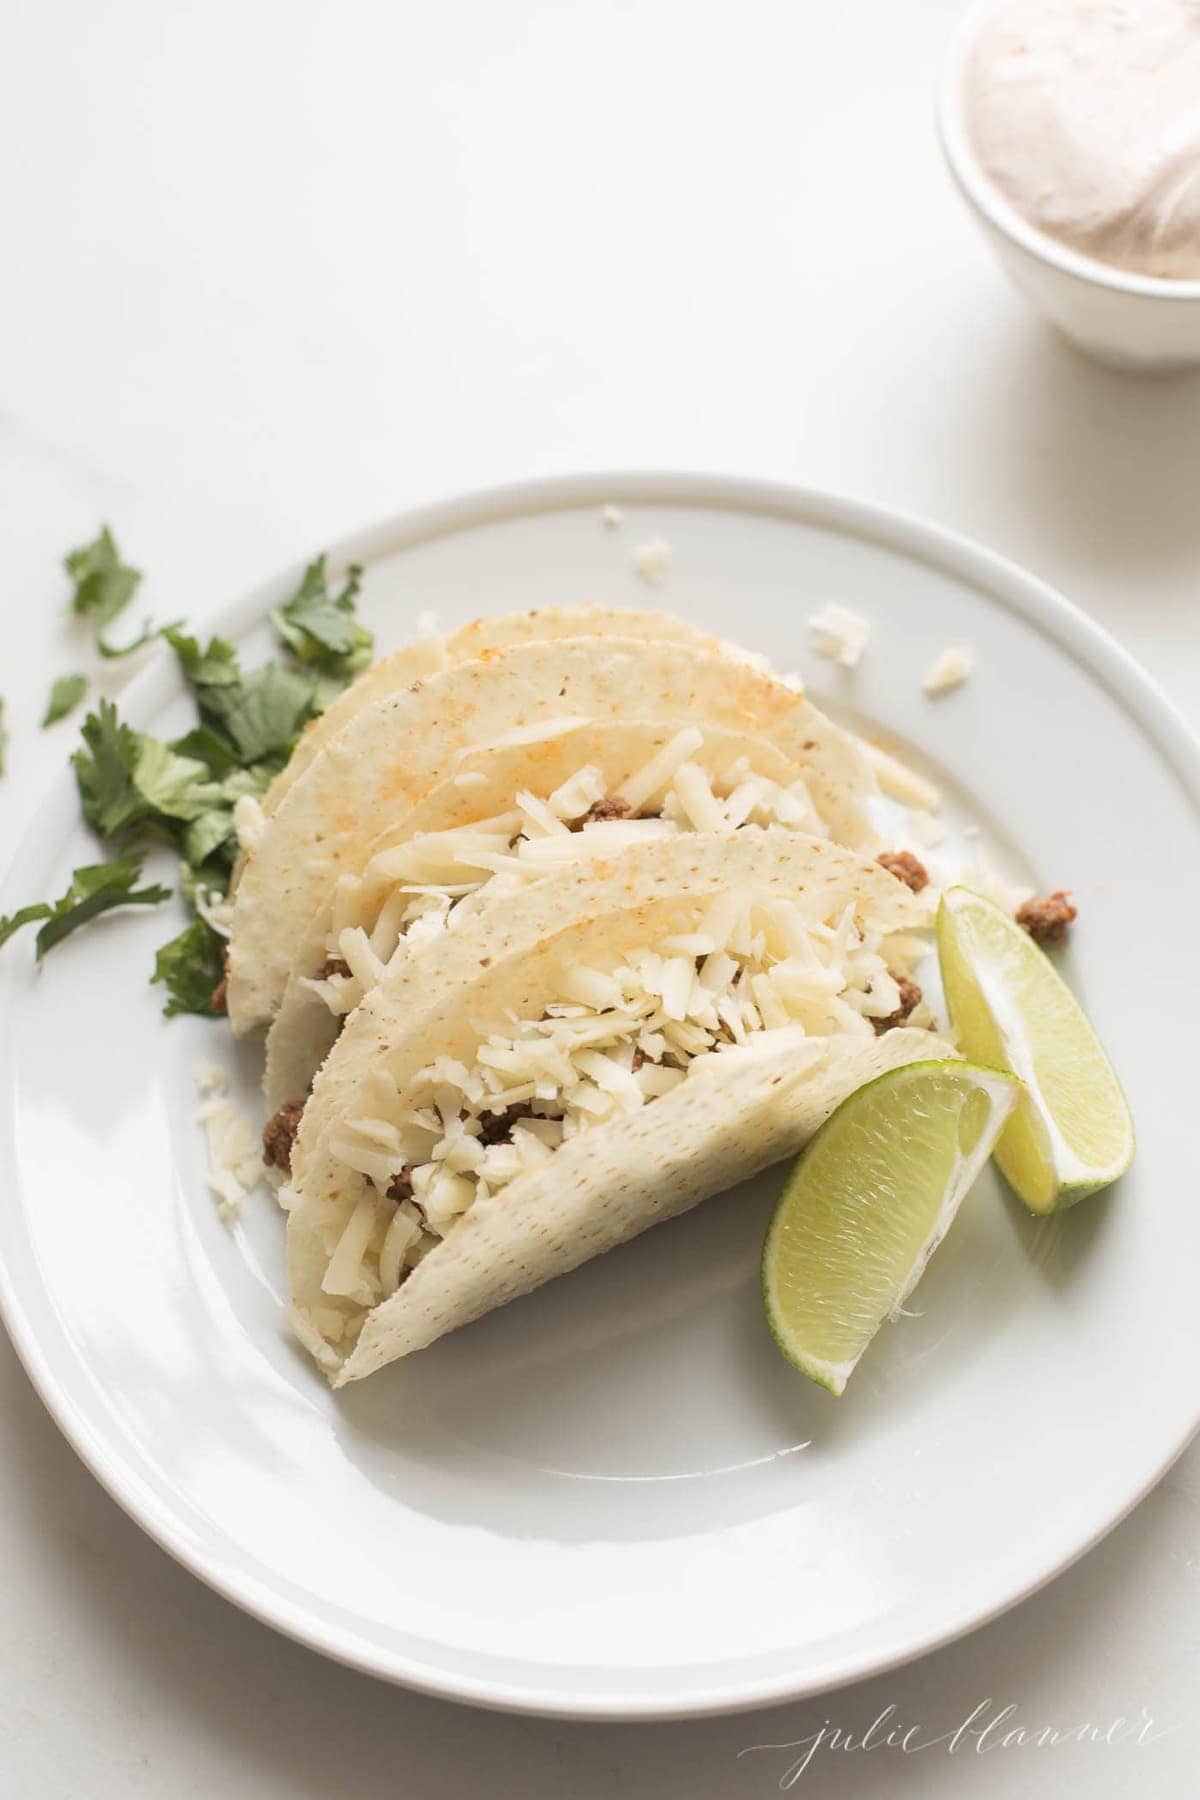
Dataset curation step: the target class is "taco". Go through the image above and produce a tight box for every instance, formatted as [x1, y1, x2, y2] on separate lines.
[228, 633, 877, 1033]
[262, 603, 724, 818]
[279, 830, 944, 1384]
[263, 715, 838, 1111]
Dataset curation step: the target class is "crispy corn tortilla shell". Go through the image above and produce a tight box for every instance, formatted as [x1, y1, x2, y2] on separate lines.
[264, 604, 723, 818]
[229, 638, 875, 1033]
[262, 717, 812, 1111]
[291, 1026, 949, 1385]
[290, 828, 924, 1198]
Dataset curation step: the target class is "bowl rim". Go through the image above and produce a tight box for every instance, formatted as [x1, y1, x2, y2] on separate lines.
[936, 0, 1200, 304]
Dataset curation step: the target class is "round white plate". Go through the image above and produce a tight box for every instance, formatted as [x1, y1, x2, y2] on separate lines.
[1, 474, 1197, 1720]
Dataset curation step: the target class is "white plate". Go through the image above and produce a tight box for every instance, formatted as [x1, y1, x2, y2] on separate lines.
[2, 473, 1198, 1721]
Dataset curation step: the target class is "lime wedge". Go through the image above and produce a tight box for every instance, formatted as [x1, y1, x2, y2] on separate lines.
[937, 887, 1133, 1213]
[762, 1060, 1018, 1394]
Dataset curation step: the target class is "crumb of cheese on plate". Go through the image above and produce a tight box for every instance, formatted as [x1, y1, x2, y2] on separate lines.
[857, 739, 942, 812]
[601, 504, 624, 529]
[194, 1064, 264, 1223]
[632, 538, 672, 586]
[923, 646, 973, 696]
[414, 609, 442, 640]
[807, 603, 870, 669]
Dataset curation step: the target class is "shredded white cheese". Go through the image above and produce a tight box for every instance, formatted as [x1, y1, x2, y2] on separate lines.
[414, 609, 442, 640]
[923, 647, 974, 696]
[194, 887, 234, 937]
[601, 504, 624, 529]
[285, 1304, 345, 1372]
[807, 603, 870, 670]
[320, 892, 932, 1309]
[305, 742, 830, 1021]
[193, 1066, 263, 1223]
[632, 538, 673, 587]
[193, 1061, 229, 1097]
[233, 795, 267, 856]
[858, 740, 942, 813]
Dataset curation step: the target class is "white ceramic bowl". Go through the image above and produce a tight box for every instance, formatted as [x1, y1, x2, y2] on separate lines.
[937, 1, 1200, 373]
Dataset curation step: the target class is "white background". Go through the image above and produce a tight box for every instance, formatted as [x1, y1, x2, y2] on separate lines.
[1, 1, 1197, 1793]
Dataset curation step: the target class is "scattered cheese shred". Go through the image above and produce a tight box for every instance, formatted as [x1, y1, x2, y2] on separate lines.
[858, 740, 942, 812]
[193, 1066, 263, 1223]
[600, 504, 624, 529]
[807, 603, 870, 669]
[923, 647, 974, 696]
[632, 538, 672, 586]
[233, 795, 267, 856]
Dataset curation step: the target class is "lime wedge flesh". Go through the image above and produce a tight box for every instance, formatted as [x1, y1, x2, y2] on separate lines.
[762, 1060, 1019, 1395]
[937, 887, 1133, 1213]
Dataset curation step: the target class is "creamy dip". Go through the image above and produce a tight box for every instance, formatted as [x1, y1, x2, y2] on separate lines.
[964, 0, 1200, 280]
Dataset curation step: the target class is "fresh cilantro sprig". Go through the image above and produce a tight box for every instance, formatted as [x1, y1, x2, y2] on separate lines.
[5, 542, 375, 1013]
[164, 627, 323, 765]
[0, 857, 170, 958]
[152, 917, 228, 1017]
[65, 528, 141, 629]
[72, 695, 270, 897]
[272, 556, 370, 679]
[64, 527, 161, 659]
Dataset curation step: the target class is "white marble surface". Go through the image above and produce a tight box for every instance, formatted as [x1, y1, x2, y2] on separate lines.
[1, 0, 1197, 1792]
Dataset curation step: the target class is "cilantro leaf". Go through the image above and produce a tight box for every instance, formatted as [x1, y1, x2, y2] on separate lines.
[42, 674, 88, 728]
[168, 726, 239, 779]
[152, 917, 226, 1017]
[0, 857, 170, 959]
[0, 902, 51, 949]
[180, 761, 274, 877]
[65, 527, 142, 631]
[272, 556, 372, 679]
[53, 537, 375, 1021]
[73, 700, 147, 836]
[182, 806, 238, 871]
[131, 737, 221, 822]
[198, 662, 320, 764]
[164, 627, 241, 691]
[72, 700, 220, 842]
[167, 624, 320, 764]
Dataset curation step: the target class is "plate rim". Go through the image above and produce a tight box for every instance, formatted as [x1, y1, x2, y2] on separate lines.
[1, 468, 1198, 1721]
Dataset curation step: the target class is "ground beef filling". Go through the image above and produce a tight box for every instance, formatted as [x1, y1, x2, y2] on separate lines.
[262, 1100, 305, 1172]
[210, 976, 228, 1014]
[318, 955, 352, 979]
[579, 795, 631, 825]
[1017, 891, 1077, 946]
[877, 850, 929, 894]
[872, 974, 922, 1035]
[386, 1164, 416, 1202]
[477, 1102, 535, 1145]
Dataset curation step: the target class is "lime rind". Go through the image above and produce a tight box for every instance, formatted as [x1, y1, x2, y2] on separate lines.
[762, 1059, 1019, 1395]
[937, 886, 1134, 1213]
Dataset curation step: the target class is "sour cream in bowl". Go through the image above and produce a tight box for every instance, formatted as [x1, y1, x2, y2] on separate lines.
[939, 0, 1200, 371]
